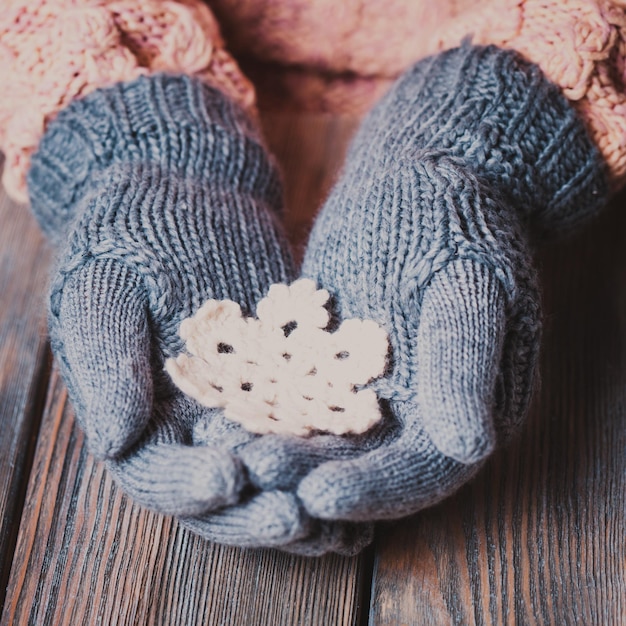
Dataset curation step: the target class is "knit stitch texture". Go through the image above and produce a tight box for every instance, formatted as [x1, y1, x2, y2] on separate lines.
[238, 44, 610, 522]
[28, 71, 290, 481]
[27, 72, 374, 553]
[207, 0, 626, 190]
[428, 0, 626, 188]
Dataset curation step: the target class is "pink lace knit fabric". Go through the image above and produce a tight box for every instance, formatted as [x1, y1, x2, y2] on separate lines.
[0, 0, 256, 203]
[428, 0, 626, 188]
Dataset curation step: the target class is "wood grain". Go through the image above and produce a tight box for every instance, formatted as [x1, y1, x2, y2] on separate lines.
[0, 180, 51, 609]
[369, 194, 626, 625]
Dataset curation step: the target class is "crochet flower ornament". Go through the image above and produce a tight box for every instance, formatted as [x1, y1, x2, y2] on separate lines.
[166, 279, 389, 436]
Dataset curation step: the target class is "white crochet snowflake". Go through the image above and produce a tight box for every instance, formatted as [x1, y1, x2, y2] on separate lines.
[166, 279, 389, 436]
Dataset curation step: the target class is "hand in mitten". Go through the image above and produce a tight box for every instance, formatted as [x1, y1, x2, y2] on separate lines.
[235, 43, 610, 521]
[26, 72, 373, 554]
[26, 72, 292, 503]
[0, 0, 372, 553]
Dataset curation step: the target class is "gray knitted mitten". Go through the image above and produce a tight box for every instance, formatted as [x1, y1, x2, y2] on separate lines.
[28, 72, 288, 515]
[238, 44, 609, 522]
[28, 74, 372, 553]
[29, 74, 292, 461]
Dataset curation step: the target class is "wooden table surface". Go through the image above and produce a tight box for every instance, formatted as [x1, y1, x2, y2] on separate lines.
[0, 114, 624, 625]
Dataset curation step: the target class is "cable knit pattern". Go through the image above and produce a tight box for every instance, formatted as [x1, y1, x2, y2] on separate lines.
[3, 0, 624, 193]
[428, 0, 626, 187]
[0, 0, 255, 203]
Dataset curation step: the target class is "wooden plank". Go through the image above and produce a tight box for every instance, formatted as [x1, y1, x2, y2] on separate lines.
[2, 369, 369, 626]
[1, 116, 372, 626]
[260, 113, 359, 261]
[369, 194, 626, 625]
[0, 173, 52, 609]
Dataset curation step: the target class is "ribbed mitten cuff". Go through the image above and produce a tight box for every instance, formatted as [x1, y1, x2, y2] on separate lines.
[347, 43, 609, 236]
[0, 0, 255, 203]
[428, 0, 626, 189]
[27, 74, 277, 244]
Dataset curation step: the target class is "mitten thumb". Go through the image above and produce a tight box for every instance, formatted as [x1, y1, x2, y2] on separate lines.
[52, 258, 152, 458]
[416, 258, 506, 463]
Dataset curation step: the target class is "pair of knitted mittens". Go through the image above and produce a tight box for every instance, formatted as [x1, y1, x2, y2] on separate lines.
[26, 43, 609, 553]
